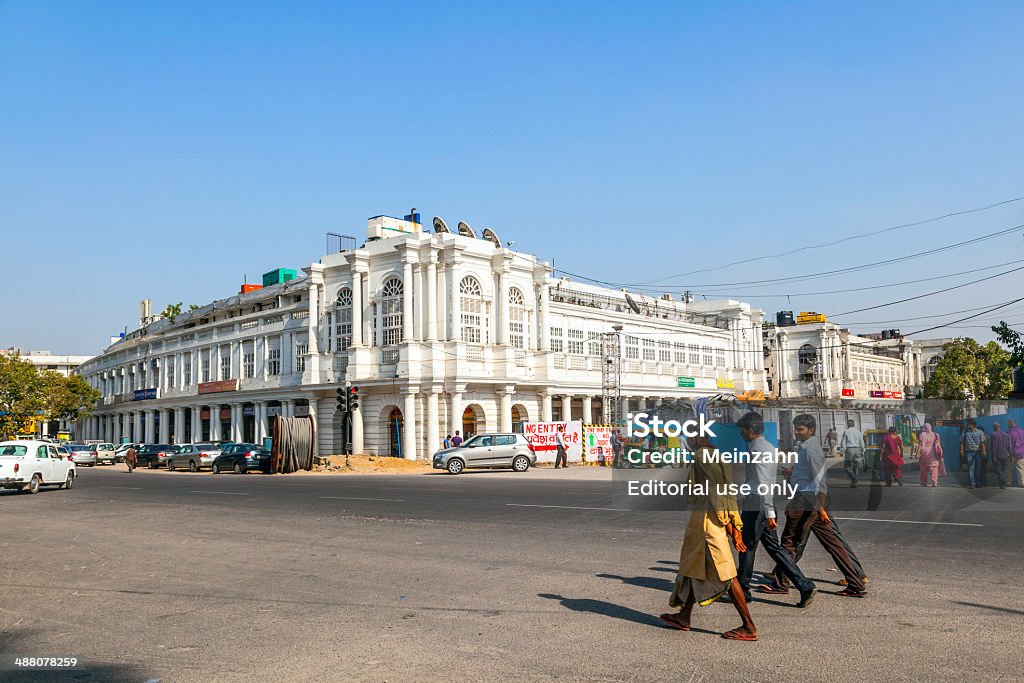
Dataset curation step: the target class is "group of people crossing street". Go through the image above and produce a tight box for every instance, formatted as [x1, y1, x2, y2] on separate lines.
[659, 412, 867, 642]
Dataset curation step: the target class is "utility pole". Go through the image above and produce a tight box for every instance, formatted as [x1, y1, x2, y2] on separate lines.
[602, 325, 623, 426]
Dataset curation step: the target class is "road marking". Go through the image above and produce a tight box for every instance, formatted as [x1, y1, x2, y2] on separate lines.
[189, 490, 250, 496]
[104, 486, 143, 490]
[320, 496, 405, 502]
[833, 517, 983, 527]
[506, 503, 626, 512]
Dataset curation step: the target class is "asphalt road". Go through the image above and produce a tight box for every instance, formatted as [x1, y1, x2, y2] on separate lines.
[1, 463, 1021, 682]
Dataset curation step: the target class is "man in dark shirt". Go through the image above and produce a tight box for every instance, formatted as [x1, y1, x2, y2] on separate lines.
[989, 422, 1011, 489]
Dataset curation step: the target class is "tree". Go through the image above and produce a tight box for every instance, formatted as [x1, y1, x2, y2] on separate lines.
[0, 353, 46, 438]
[992, 322, 1024, 365]
[161, 302, 184, 323]
[923, 338, 1012, 400]
[42, 371, 101, 424]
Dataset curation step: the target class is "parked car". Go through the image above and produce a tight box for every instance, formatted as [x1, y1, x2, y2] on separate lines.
[0, 440, 77, 493]
[432, 433, 536, 474]
[90, 442, 117, 465]
[167, 443, 222, 472]
[136, 444, 174, 469]
[212, 443, 271, 474]
[66, 443, 98, 467]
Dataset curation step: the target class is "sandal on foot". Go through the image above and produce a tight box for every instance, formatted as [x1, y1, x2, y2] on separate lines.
[659, 613, 691, 631]
[836, 588, 866, 598]
[755, 584, 789, 595]
[721, 628, 758, 641]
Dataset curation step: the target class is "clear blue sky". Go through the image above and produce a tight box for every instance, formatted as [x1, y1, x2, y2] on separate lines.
[3, 1, 1023, 354]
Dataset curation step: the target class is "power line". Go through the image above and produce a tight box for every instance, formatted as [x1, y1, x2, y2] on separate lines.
[639, 194, 1024, 283]
[831, 264, 1024, 316]
[904, 298, 1024, 337]
[686, 258, 1024, 299]
[533, 221, 1024, 291]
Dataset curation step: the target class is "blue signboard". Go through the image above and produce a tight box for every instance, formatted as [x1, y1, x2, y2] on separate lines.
[133, 388, 157, 401]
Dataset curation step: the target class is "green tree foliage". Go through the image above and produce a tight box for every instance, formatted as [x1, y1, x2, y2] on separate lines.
[161, 301, 184, 323]
[992, 322, 1024, 366]
[42, 371, 101, 424]
[0, 354, 101, 438]
[0, 353, 45, 436]
[923, 338, 1011, 400]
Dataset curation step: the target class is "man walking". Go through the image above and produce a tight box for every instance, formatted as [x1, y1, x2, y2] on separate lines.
[988, 422, 1011, 489]
[610, 430, 623, 468]
[763, 414, 867, 598]
[840, 419, 865, 488]
[735, 412, 815, 607]
[1007, 419, 1024, 487]
[554, 427, 568, 469]
[125, 445, 137, 473]
[824, 427, 838, 458]
[960, 419, 986, 489]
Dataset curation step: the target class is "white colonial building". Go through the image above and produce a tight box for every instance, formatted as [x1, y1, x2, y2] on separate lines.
[763, 319, 948, 404]
[76, 213, 768, 458]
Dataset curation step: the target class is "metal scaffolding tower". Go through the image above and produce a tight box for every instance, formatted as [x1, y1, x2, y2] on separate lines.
[601, 325, 623, 425]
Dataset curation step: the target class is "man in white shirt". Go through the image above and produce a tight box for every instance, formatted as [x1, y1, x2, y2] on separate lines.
[735, 411, 816, 607]
[840, 420, 865, 488]
[554, 427, 568, 469]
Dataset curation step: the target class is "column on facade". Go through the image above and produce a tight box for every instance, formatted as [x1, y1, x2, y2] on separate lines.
[538, 281, 550, 350]
[425, 259, 438, 341]
[402, 260, 414, 343]
[561, 395, 573, 422]
[173, 407, 185, 444]
[403, 390, 417, 460]
[542, 392, 553, 422]
[255, 401, 266, 442]
[112, 413, 121, 444]
[308, 398, 319, 456]
[145, 410, 156, 443]
[232, 404, 244, 442]
[582, 396, 593, 424]
[450, 389, 464, 436]
[210, 405, 221, 441]
[192, 406, 202, 442]
[426, 390, 440, 456]
[497, 266, 510, 345]
[499, 386, 513, 433]
[307, 266, 322, 377]
[283, 399, 295, 419]
[412, 263, 423, 341]
[157, 408, 168, 443]
[351, 267, 364, 346]
[351, 398, 364, 454]
[448, 258, 460, 340]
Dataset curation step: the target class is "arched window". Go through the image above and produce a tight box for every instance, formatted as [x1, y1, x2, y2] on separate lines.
[798, 344, 818, 366]
[381, 278, 404, 346]
[508, 287, 527, 349]
[460, 276, 485, 344]
[334, 287, 353, 351]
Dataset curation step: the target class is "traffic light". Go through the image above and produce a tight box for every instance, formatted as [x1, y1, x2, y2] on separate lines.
[348, 386, 359, 412]
[336, 387, 347, 413]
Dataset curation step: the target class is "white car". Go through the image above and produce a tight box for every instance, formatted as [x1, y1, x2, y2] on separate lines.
[0, 440, 77, 493]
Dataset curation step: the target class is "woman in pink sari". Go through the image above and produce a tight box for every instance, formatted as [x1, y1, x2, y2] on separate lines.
[880, 426, 905, 487]
[917, 423, 945, 487]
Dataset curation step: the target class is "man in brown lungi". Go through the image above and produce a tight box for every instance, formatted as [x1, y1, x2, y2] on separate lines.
[125, 445, 137, 472]
[659, 435, 757, 641]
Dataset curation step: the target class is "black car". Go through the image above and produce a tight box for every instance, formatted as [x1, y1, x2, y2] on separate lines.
[137, 444, 174, 468]
[212, 443, 271, 474]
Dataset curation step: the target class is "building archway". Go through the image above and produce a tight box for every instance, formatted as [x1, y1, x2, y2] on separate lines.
[380, 405, 404, 458]
[462, 404, 485, 438]
[511, 404, 529, 433]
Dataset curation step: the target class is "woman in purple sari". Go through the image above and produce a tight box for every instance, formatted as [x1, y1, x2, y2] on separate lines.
[917, 423, 945, 487]
[880, 426, 905, 487]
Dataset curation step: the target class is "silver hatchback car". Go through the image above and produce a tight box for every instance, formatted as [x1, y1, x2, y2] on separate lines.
[433, 433, 536, 475]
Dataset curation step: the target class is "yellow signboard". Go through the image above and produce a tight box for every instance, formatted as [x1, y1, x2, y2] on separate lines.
[716, 378, 735, 389]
